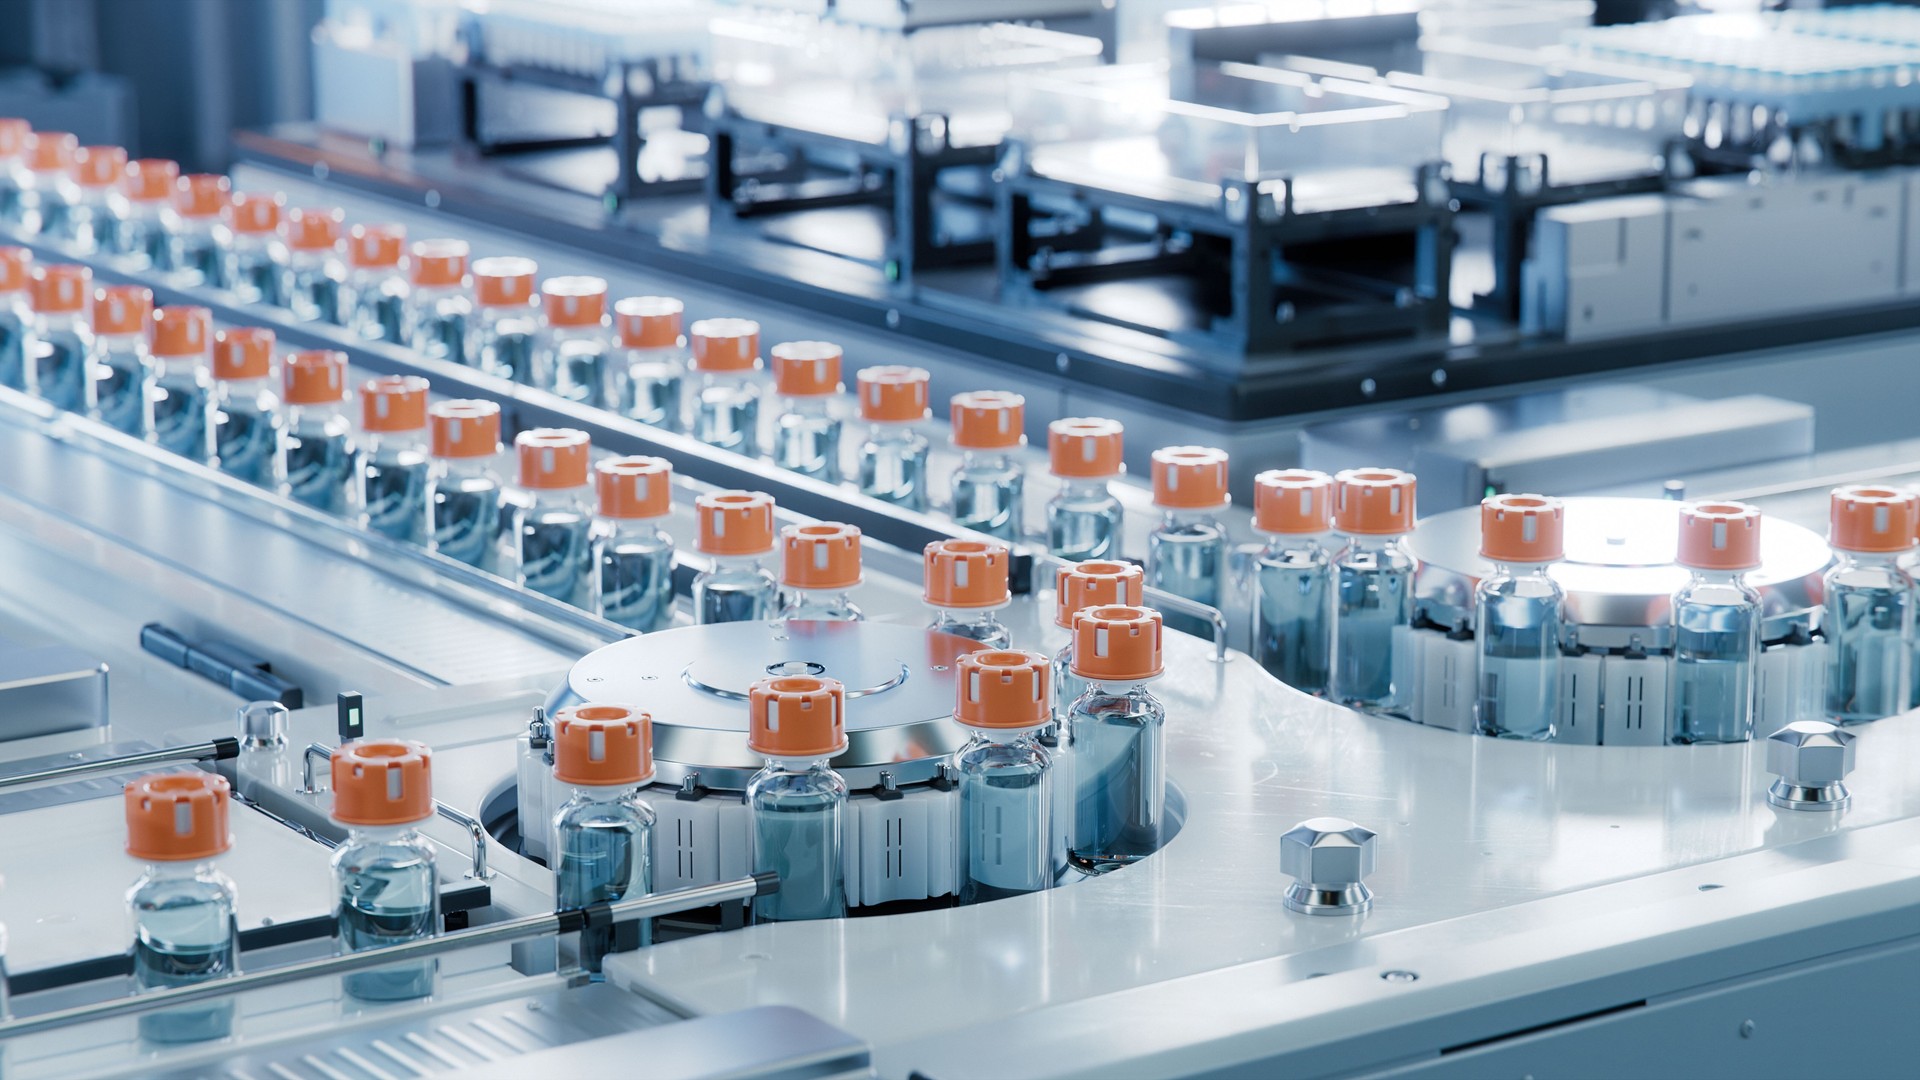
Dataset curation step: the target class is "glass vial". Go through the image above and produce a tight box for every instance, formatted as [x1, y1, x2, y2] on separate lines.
[427, 399, 507, 572]
[1249, 469, 1336, 694]
[609, 296, 687, 430]
[174, 174, 234, 290]
[692, 490, 780, 624]
[284, 206, 348, 324]
[121, 159, 185, 273]
[357, 376, 433, 544]
[855, 365, 932, 510]
[1065, 605, 1167, 870]
[1146, 446, 1232, 639]
[551, 705, 656, 975]
[535, 276, 611, 403]
[593, 456, 678, 633]
[283, 349, 360, 515]
[513, 428, 596, 607]
[0, 247, 29, 392]
[1052, 560, 1145, 715]
[925, 538, 1013, 648]
[473, 256, 539, 382]
[1474, 494, 1567, 741]
[21, 131, 82, 242]
[1329, 468, 1419, 716]
[1046, 418, 1125, 562]
[345, 223, 410, 343]
[26, 263, 95, 413]
[689, 317, 764, 456]
[770, 341, 844, 481]
[329, 740, 440, 1002]
[1824, 486, 1917, 724]
[123, 772, 240, 1044]
[211, 327, 287, 488]
[150, 305, 217, 461]
[71, 144, 131, 255]
[953, 651, 1057, 903]
[780, 522, 864, 621]
[226, 191, 291, 307]
[1669, 502, 1765, 745]
[408, 239, 473, 364]
[0, 119, 27, 227]
[90, 284, 157, 437]
[949, 390, 1026, 541]
[746, 677, 849, 923]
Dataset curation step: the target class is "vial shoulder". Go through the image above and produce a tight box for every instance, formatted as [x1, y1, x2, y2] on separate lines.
[128, 869, 238, 910]
[555, 792, 656, 832]
[1826, 562, 1917, 594]
[331, 832, 437, 874]
[957, 737, 1050, 772]
[747, 765, 849, 803]
[1674, 577, 1763, 608]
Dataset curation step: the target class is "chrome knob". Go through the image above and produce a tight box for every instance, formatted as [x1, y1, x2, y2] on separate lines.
[1765, 720, 1856, 812]
[1280, 817, 1377, 916]
[236, 700, 289, 751]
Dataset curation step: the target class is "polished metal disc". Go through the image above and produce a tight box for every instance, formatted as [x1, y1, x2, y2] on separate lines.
[549, 620, 979, 791]
[1407, 496, 1831, 647]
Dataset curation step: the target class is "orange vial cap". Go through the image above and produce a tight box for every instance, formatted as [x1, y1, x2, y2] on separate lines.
[1152, 446, 1229, 510]
[1055, 559, 1144, 628]
[782, 522, 862, 590]
[747, 675, 848, 759]
[474, 256, 537, 307]
[772, 341, 842, 396]
[30, 264, 88, 313]
[1676, 501, 1763, 572]
[74, 144, 128, 188]
[125, 772, 232, 862]
[429, 399, 503, 459]
[1334, 467, 1417, 536]
[285, 206, 344, 252]
[0, 247, 27, 292]
[26, 131, 77, 172]
[857, 365, 930, 423]
[176, 173, 231, 219]
[553, 704, 655, 787]
[411, 239, 469, 287]
[125, 158, 180, 202]
[1049, 417, 1124, 479]
[1480, 494, 1565, 563]
[954, 650, 1050, 730]
[596, 455, 672, 519]
[93, 284, 153, 337]
[361, 375, 430, 433]
[1070, 604, 1165, 682]
[213, 327, 275, 381]
[542, 276, 608, 327]
[284, 349, 349, 405]
[924, 538, 1011, 609]
[227, 190, 283, 235]
[950, 391, 1024, 450]
[1830, 485, 1919, 554]
[0, 118, 26, 157]
[516, 428, 592, 489]
[690, 317, 759, 372]
[696, 490, 777, 557]
[614, 296, 684, 349]
[348, 223, 405, 269]
[1253, 469, 1334, 535]
[330, 740, 435, 826]
[151, 305, 212, 358]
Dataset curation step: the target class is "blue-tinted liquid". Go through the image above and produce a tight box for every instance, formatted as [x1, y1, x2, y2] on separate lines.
[598, 537, 676, 632]
[1825, 563, 1911, 723]
[1253, 546, 1333, 694]
[773, 412, 842, 482]
[93, 347, 155, 436]
[858, 429, 929, 510]
[520, 511, 593, 606]
[1670, 584, 1760, 745]
[1332, 543, 1415, 714]
[289, 264, 344, 324]
[613, 361, 683, 430]
[214, 400, 281, 486]
[352, 287, 409, 344]
[749, 770, 847, 922]
[432, 477, 502, 570]
[363, 449, 430, 543]
[1047, 486, 1122, 562]
[951, 458, 1023, 540]
[0, 309, 25, 390]
[233, 249, 289, 308]
[1476, 576, 1562, 740]
[153, 369, 214, 460]
[129, 877, 238, 1043]
[124, 213, 182, 273]
[286, 422, 357, 514]
[411, 305, 471, 365]
[957, 739, 1053, 903]
[554, 803, 653, 973]
[1147, 521, 1227, 639]
[1068, 688, 1165, 869]
[336, 860, 438, 1001]
[693, 386, 759, 456]
[694, 566, 777, 625]
[552, 342, 610, 405]
[33, 332, 89, 412]
[179, 231, 229, 290]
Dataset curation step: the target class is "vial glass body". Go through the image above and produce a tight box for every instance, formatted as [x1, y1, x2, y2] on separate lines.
[127, 860, 239, 1043]
[1669, 570, 1763, 745]
[1475, 563, 1564, 741]
[231, 235, 291, 308]
[593, 518, 676, 633]
[347, 269, 409, 343]
[781, 588, 863, 622]
[359, 432, 431, 543]
[25, 170, 82, 243]
[477, 305, 537, 383]
[0, 159, 26, 227]
[553, 786, 655, 973]
[28, 310, 94, 413]
[1047, 479, 1122, 562]
[608, 344, 685, 431]
[692, 372, 761, 456]
[213, 377, 286, 488]
[332, 824, 439, 1001]
[773, 396, 842, 482]
[1823, 553, 1913, 724]
[408, 285, 472, 365]
[930, 607, 1010, 649]
[537, 325, 610, 404]
[694, 556, 779, 625]
[1147, 507, 1228, 638]
[75, 186, 130, 254]
[429, 457, 504, 571]
[288, 249, 347, 325]
[176, 218, 232, 291]
[153, 357, 216, 462]
[92, 333, 156, 437]
[122, 201, 183, 273]
[950, 451, 1023, 541]
[285, 402, 359, 515]
[858, 422, 929, 510]
[1067, 683, 1165, 869]
[956, 729, 1055, 903]
[0, 291, 27, 391]
[748, 759, 848, 923]
[1331, 534, 1416, 715]
[515, 485, 596, 607]
[1252, 536, 1334, 694]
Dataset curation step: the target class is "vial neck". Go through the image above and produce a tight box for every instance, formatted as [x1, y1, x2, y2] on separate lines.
[143, 859, 218, 880]
[1340, 532, 1405, 554]
[290, 400, 347, 422]
[1685, 568, 1749, 586]
[1162, 507, 1222, 527]
[348, 823, 422, 844]
[35, 311, 83, 332]
[935, 606, 1003, 623]
[527, 483, 591, 507]
[971, 727, 1042, 746]
[960, 450, 1012, 470]
[764, 756, 835, 774]
[1262, 531, 1328, 555]
[368, 430, 427, 453]
[867, 420, 921, 442]
[790, 587, 853, 606]
[436, 455, 499, 479]
[780, 394, 831, 416]
[1058, 478, 1111, 499]
[1491, 559, 1555, 577]
[155, 352, 209, 374]
[604, 514, 670, 537]
[1839, 549, 1905, 569]
[563, 783, 633, 803]
[705, 553, 768, 572]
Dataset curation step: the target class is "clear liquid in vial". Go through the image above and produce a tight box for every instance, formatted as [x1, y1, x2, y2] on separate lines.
[232, 246, 289, 308]
[519, 506, 594, 606]
[1475, 571, 1562, 741]
[214, 398, 282, 486]
[553, 795, 654, 972]
[289, 261, 345, 324]
[1067, 686, 1165, 871]
[749, 766, 847, 923]
[1047, 481, 1122, 562]
[0, 305, 26, 390]
[153, 365, 214, 460]
[858, 426, 929, 510]
[1146, 515, 1227, 639]
[1824, 557, 1912, 724]
[957, 736, 1054, 904]
[129, 872, 238, 1044]
[951, 455, 1023, 541]
[1669, 576, 1761, 745]
[1252, 542, 1333, 694]
[1331, 539, 1415, 714]
[93, 343, 155, 437]
[431, 473, 503, 570]
[33, 329, 93, 412]
[597, 526, 676, 632]
[693, 384, 760, 456]
[335, 850, 438, 1001]
[694, 563, 777, 625]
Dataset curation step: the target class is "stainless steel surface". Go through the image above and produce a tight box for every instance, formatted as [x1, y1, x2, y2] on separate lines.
[459, 1004, 871, 1080]
[0, 739, 231, 791]
[0, 642, 109, 740]
[1765, 721, 1857, 813]
[1279, 817, 1377, 917]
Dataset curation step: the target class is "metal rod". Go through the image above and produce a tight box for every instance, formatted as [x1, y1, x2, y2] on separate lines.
[299, 741, 492, 878]
[0, 873, 778, 1040]
[0, 738, 239, 791]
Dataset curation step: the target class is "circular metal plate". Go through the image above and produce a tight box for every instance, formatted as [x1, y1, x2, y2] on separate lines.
[549, 620, 980, 791]
[1407, 497, 1831, 646]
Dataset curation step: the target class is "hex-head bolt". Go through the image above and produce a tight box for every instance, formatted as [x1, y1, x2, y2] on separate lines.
[236, 700, 289, 751]
[1280, 817, 1377, 915]
[1765, 720, 1856, 812]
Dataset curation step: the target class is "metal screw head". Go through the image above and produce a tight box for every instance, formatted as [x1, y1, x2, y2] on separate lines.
[1281, 817, 1377, 887]
[1766, 720, 1856, 787]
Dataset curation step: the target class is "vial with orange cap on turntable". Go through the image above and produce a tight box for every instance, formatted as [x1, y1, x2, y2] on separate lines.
[1251, 469, 1337, 695]
[1145, 446, 1232, 638]
[550, 704, 658, 973]
[746, 676, 850, 922]
[1822, 485, 1918, 724]
[1066, 604, 1168, 870]
[1474, 494, 1568, 741]
[1329, 467, 1419, 716]
[1669, 501, 1765, 745]
[693, 490, 781, 624]
[953, 650, 1059, 902]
